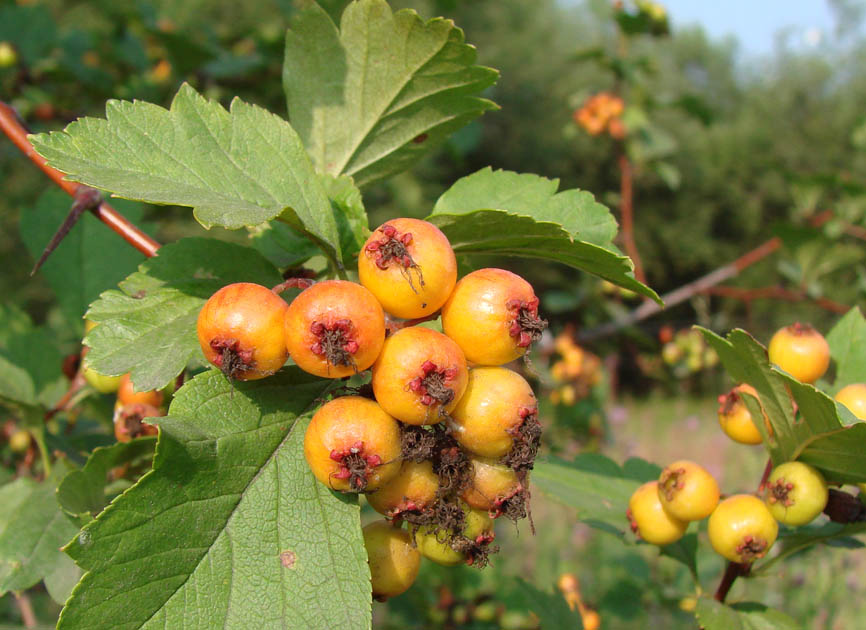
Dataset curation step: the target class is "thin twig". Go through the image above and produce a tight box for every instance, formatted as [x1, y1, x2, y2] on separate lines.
[13, 591, 37, 628]
[0, 101, 160, 258]
[580, 210, 836, 341]
[714, 561, 750, 603]
[702, 286, 849, 315]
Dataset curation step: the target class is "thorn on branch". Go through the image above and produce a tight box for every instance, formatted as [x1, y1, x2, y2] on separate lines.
[30, 186, 103, 276]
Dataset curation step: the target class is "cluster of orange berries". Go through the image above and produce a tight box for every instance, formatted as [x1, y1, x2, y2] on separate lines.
[573, 92, 625, 139]
[548, 331, 602, 406]
[81, 322, 165, 443]
[631, 322, 864, 564]
[196, 218, 548, 600]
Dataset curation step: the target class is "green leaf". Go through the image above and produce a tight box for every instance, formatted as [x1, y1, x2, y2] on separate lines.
[694, 598, 800, 630]
[658, 532, 698, 580]
[57, 369, 371, 630]
[250, 174, 369, 269]
[427, 169, 659, 302]
[700, 327, 866, 483]
[0, 323, 65, 409]
[502, 578, 583, 630]
[753, 521, 866, 575]
[827, 307, 866, 388]
[29, 84, 340, 261]
[0, 461, 81, 596]
[57, 439, 156, 519]
[283, 0, 498, 187]
[84, 238, 283, 392]
[20, 190, 152, 331]
[532, 454, 645, 536]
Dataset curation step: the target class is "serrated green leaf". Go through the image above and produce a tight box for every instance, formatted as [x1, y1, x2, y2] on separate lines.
[501, 578, 583, 630]
[827, 307, 866, 387]
[29, 84, 340, 261]
[0, 461, 81, 596]
[532, 454, 644, 536]
[57, 368, 370, 630]
[57, 438, 156, 519]
[700, 327, 866, 483]
[44, 554, 83, 606]
[250, 173, 368, 269]
[433, 168, 617, 248]
[20, 190, 152, 331]
[695, 598, 800, 630]
[84, 238, 283, 392]
[283, 0, 498, 187]
[428, 169, 659, 303]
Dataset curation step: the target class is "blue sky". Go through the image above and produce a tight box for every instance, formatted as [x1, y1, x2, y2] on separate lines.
[662, 0, 836, 55]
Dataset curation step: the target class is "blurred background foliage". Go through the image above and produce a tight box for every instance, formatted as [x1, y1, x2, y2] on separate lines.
[3, 2, 866, 626]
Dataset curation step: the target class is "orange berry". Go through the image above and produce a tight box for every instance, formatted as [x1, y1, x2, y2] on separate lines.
[657, 460, 719, 521]
[450, 367, 539, 461]
[717, 384, 765, 445]
[116, 374, 164, 409]
[367, 460, 439, 518]
[835, 384, 866, 420]
[113, 402, 161, 442]
[372, 327, 468, 425]
[283, 280, 385, 378]
[764, 461, 828, 526]
[460, 455, 526, 519]
[767, 323, 830, 384]
[303, 396, 402, 492]
[708, 495, 778, 563]
[627, 481, 688, 545]
[441, 268, 546, 366]
[363, 521, 420, 600]
[197, 282, 288, 380]
[358, 218, 457, 319]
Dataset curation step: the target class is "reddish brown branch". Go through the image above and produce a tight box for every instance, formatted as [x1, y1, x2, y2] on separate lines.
[714, 561, 750, 603]
[580, 210, 837, 341]
[618, 153, 645, 284]
[13, 591, 37, 628]
[0, 101, 160, 258]
[757, 457, 773, 493]
[45, 370, 86, 422]
[702, 286, 849, 315]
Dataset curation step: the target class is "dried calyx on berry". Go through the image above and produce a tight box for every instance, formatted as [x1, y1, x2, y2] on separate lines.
[329, 440, 384, 491]
[365, 223, 422, 288]
[505, 296, 546, 349]
[309, 319, 359, 369]
[409, 360, 460, 408]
